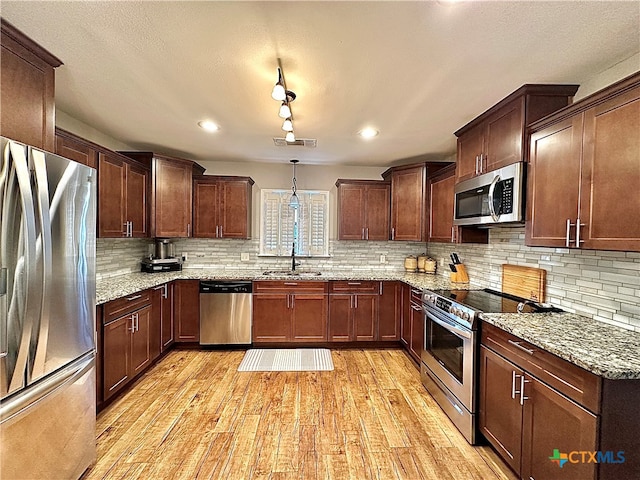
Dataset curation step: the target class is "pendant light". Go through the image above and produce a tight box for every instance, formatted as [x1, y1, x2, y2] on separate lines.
[272, 58, 299, 140]
[282, 118, 293, 131]
[271, 68, 286, 101]
[285, 131, 295, 143]
[289, 159, 300, 208]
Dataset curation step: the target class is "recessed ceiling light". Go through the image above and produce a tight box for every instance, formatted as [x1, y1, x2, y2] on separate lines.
[359, 127, 379, 139]
[198, 120, 219, 132]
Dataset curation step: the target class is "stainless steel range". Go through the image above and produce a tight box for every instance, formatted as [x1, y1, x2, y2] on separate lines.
[420, 288, 561, 444]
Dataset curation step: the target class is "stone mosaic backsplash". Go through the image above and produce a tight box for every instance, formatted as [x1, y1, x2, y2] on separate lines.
[97, 227, 640, 332]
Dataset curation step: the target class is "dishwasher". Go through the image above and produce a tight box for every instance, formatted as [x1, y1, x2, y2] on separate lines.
[199, 281, 252, 345]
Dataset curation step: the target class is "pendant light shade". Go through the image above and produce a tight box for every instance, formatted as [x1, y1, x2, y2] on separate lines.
[285, 131, 295, 142]
[279, 102, 292, 119]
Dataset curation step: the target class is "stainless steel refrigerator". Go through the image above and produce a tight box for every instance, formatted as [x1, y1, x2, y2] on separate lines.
[0, 137, 97, 479]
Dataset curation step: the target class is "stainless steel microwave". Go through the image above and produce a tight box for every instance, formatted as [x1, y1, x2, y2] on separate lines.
[453, 162, 525, 226]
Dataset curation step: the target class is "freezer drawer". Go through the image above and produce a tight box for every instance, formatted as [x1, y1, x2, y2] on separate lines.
[0, 353, 96, 479]
[200, 281, 252, 345]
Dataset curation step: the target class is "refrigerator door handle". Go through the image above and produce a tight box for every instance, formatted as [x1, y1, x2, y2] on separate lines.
[30, 149, 53, 380]
[7, 142, 38, 395]
[0, 268, 6, 357]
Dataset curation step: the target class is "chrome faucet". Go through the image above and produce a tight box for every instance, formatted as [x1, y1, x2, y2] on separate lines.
[291, 242, 301, 271]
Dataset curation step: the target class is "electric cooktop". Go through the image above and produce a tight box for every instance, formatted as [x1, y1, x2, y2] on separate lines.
[429, 288, 563, 314]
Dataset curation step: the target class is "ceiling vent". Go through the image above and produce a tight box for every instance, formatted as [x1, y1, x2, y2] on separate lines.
[273, 137, 317, 148]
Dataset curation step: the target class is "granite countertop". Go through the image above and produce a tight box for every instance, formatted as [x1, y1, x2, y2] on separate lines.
[96, 270, 640, 380]
[480, 312, 640, 380]
[96, 269, 463, 304]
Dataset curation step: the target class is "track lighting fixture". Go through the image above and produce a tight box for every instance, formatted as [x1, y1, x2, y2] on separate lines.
[272, 59, 299, 141]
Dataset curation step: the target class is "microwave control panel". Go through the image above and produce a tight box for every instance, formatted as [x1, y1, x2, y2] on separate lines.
[498, 178, 514, 214]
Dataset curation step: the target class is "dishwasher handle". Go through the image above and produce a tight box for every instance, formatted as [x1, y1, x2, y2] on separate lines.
[199, 281, 252, 294]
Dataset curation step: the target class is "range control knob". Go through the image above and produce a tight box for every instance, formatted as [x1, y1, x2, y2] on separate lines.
[449, 306, 456, 314]
[462, 311, 470, 321]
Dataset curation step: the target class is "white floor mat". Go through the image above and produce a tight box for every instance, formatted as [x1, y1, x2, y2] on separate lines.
[237, 348, 334, 372]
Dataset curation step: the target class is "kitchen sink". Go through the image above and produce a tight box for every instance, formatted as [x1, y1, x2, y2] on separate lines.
[262, 270, 322, 276]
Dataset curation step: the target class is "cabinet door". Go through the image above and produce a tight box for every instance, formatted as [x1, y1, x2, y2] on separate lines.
[456, 127, 484, 182]
[391, 165, 425, 241]
[337, 184, 366, 240]
[98, 152, 126, 238]
[154, 158, 192, 237]
[400, 285, 411, 347]
[103, 316, 131, 400]
[365, 184, 390, 240]
[291, 294, 327, 342]
[479, 346, 523, 474]
[526, 116, 582, 247]
[126, 162, 149, 238]
[429, 171, 455, 243]
[329, 295, 352, 342]
[161, 282, 174, 351]
[219, 179, 251, 239]
[150, 287, 163, 361]
[580, 88, 640, 251]
[378, 282, 399, 341]
[353, 294, 377, 341]
[55, 132, 98, 169]
[131, 305, 151, 375]
[521, 375, 597, 480]
[193, 179, 220, 238]
[0, 23, 58, 151]
[173, 280, 200, 342]
[252, 294, 290, 342]
[484, 98, 524, 172]
[409, 303, 423, 362]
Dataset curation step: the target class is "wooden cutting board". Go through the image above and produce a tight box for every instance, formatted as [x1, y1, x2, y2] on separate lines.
[502, 264, 547, 302]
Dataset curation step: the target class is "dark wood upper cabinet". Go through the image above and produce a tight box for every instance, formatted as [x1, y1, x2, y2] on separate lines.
[527, 73, 640, 252]
[1, 19, 62, 151]
[428, 165, 488, 244]
[193, 175, 254, 239]
[55, 128, 98, 168]
[454, 84, 579, 183]
[97, 150, 150, 238]
[335, 179, 390, 241]
[121, 152, 205, 238]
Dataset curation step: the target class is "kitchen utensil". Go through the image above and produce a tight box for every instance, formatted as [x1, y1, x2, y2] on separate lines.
[449, 263, 458, 272]
[452, 252, 461, 264]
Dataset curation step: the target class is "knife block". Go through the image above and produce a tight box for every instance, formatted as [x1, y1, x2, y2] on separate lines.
[450, 264, 470, 284]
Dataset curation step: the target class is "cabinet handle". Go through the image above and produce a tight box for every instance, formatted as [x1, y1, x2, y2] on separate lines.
[136, 313, 140, 332]
[348, 282, 362, 285]
[354, 294, 358, 309]
[163, 284, 168, 299]
[129, 315, 135, 333]
[391, 227, 395, 240]
[362, 228, 365, 240]
[451, 226, 455, 243]
[128, 221, 133, 237]
[365, 228, 369, 240]
[219, 225, 223, 237]
[508, 339, 536, 355]
[122, 222, 128, 237]
[126, 294, 142, 301]
[576, 218, 586, 247]
[565, 218, 576, 247]
[290, 294, 295, 309]
[520, 375, 530, 405]
[216, 225, 219, 237]
[283, 282, 298, 286]
[187, 223, 191, 237]
[511, 371, 521, 399]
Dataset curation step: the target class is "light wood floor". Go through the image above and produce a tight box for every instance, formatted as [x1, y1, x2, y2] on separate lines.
[84, 348, 516, 480]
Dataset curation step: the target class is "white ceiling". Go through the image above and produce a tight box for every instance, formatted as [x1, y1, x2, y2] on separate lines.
[2, 1, 639, 166]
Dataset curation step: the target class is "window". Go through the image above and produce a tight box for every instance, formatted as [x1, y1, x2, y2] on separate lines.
[260, 189, 329, 257]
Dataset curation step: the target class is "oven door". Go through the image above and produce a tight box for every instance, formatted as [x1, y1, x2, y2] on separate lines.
[421, 308, 475, 411]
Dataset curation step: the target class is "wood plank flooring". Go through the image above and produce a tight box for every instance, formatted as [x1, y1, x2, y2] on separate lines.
[84, 349, 516, 480]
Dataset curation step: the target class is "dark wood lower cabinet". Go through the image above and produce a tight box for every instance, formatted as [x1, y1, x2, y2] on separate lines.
[291, 294, 328, 342]
[152, 283, 174, 357]
[252, 294, 290, 342]
[400, 284, 423, 362]
[378, 281, 400, 341]
[174, 279, 200, 342]
[103, 304, 151, 401]
[479, 323, 639, 480]
[328, 294, 377, 342]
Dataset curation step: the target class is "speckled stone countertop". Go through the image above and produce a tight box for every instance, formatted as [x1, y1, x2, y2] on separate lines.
[480, 312, 640, 380]
[96, 269, 463, 304]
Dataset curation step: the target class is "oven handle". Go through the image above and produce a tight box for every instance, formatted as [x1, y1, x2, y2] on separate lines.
[425, 310, 472, 340]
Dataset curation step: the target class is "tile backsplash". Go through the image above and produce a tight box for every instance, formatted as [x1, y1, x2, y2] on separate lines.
[97, 228, 640, 332]
[427, 227, 640, 332]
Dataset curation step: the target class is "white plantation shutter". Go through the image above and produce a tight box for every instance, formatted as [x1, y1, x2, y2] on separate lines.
[260, 189, 329, 256]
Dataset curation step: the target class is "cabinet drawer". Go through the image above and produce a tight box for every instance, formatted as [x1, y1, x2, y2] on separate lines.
[481, 323, 601, 413]
[329, 281, 380, 294]
[253, 281, 328, 294]
[103, 289, 152, 325]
